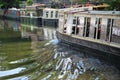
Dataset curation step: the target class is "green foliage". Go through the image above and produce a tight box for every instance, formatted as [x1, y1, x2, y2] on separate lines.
[26, 0, 33, 6]
[75, 0, 89, 3]
[71, 0, 120, 10]
[107, 0, 120, 11]
[90, 0, 120, 10]
[0, 0, 21, 9]
[13, 0, 21, 8]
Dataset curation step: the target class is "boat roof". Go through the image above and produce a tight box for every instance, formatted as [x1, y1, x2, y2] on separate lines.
[59, 7, 93, 13]
[8, 8, 18, 10]
[32, 3, 46, 7]
[81, 11, 120, 15]
[65, 10, 120, 15]
[43, 8, 59, 11]
[26, 4, 46, 10]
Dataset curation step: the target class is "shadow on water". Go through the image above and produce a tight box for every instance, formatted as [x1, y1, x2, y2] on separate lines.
[0, 19, 119, 80]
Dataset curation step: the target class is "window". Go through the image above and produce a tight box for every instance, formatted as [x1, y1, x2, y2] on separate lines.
[73, 19, 77, 24]
[51, 11, 53, 18]
[46, 11, 48, 18]
[55, 11, 58, 18]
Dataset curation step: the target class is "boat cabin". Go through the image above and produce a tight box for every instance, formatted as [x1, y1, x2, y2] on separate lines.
[42, 8, 59, 19]
[20, 4, 46, 17]
[59, 10, 120, 44]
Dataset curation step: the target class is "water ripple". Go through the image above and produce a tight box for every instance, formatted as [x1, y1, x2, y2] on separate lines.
[0, 67, 26, 77]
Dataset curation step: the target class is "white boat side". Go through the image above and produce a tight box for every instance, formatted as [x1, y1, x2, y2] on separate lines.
[57, 9, 120, 54]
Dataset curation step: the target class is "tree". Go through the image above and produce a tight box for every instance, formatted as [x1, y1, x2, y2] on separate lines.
[26, 0, 33, 5]
[0, 0, 21, 9]
[74, 0, 120, 10]
[107, 0, 120, 11]
[70, 0, 91, 4]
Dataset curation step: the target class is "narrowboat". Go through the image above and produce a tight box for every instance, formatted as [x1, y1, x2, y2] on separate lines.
[20, 4, 46, 26]
[42, 7, 93, 27]
[57, 10, 120, 69]
[42, 8, 59, 27]
[0, 8, 20, 20]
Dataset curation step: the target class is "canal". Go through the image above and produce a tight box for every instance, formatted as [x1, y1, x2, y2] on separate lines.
[0, 19, 119, 80]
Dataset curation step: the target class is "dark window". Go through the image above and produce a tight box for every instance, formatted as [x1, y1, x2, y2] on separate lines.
[73, 19, 76, 24]
[51, 11, 53, 18]
[55, 11, 58, 18]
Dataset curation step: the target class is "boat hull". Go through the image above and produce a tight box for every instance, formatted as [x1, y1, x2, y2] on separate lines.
[42, 19, 58, 27]
[56, 31, 120, 69]
[20, 16, 42, 26]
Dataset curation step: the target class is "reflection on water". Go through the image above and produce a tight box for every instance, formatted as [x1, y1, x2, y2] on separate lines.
[8, 76, 29, 80]
[0, 20, 20, 31]
[0, 19, 119, 80]
[0, 67, 26, 77]
[54, 45, 120, 80]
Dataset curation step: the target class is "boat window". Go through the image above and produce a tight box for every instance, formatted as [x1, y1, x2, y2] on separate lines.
[111, 19, 120, 43]
[83, 17, 87, 37]
[73, 19, 77, 24]
[97, 18, 101, 39]
[39, 9, 43, 17]
[77, 17, 80, 25]
[33, 13, 36, 16]
[94, 18, 98, 38]
[55, 11, 58, 18]
[86, 17, 90, 37]
[106, 18, 111, 41]
[46, 11, 49, 18]
[51, 11, 53, 18]
[72, 26, 76, 34]
[74, 16, 76, 19]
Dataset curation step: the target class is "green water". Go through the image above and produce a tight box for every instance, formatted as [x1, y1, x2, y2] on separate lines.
[0, 19, 119, 80]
